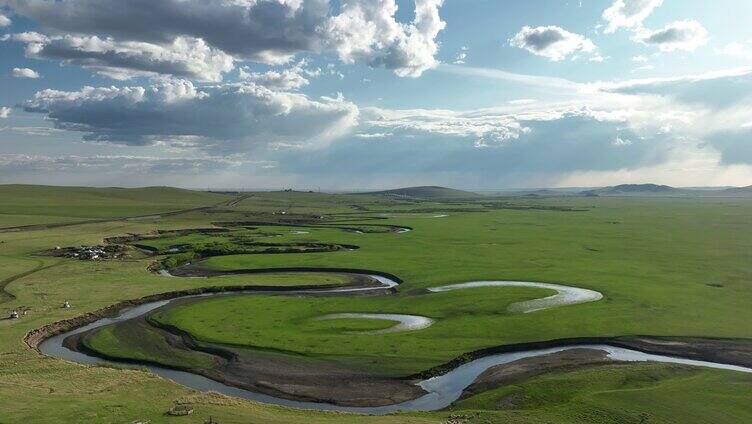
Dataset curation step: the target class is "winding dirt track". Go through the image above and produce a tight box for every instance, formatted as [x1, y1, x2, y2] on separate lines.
[0, 259, 64, 305]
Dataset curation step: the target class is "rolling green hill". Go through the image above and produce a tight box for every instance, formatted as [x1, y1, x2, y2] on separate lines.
[364, 186, 481, 199]
[0, 185, 230, 225]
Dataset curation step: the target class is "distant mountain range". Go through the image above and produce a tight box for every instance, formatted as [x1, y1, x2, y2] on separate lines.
[720, 185, 752, 195]
[364, 184, 752, 199]
[580, 184, 752, 197]
[509, 184, 752, 198]
[581, 184, 676, 196]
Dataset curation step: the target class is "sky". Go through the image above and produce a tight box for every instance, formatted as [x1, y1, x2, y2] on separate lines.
[0, 0, 751, 190]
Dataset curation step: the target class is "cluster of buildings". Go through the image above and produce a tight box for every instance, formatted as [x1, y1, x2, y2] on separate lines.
[50, 245, 127, 261]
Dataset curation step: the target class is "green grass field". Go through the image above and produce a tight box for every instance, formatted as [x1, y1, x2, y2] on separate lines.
[143, 287, 552, 375]
[451, 363, 752, 424]
[0, 185, 232, 222]
[1, 185, 752, 423]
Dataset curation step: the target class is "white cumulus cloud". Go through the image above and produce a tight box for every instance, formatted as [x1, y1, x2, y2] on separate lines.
[0, 107, 10, 118]
[0, 13, 11, 27]
[12, 67, 40, 78]
[602, 0, 663, 33]
[633, 20, 709, 52]
[509, 25, 596, 61]
[325, 0, 445, 77]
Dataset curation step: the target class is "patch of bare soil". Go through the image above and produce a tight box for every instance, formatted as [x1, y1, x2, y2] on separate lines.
[614, 336, 752, 369]
[212, 346, 425, 407]
[66, 309, 425, 408]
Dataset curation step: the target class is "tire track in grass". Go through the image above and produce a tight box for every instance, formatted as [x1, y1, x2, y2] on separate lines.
[0, 258, 64, 305]
[0, 194, 247, 234]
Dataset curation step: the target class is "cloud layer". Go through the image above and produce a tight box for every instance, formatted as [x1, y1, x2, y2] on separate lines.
[23, 79, 359, 151]
[276, 67, 752, 187]
[272, 111, 669, 189]
[4, 0, 446, 78]
[9, 32, 234, 81]
[2, 0, 749, 188]
[238, 61, 312, 90]
[0, 153, 249, 173]
[8, 67, 752, 188]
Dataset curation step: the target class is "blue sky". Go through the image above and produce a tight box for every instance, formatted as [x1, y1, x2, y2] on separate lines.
[1, 0, 751, 189]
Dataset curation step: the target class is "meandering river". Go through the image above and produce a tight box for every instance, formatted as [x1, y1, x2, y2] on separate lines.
[37, 272, 752, 414]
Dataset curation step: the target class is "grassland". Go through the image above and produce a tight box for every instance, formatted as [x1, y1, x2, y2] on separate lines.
[0, 185, 230, 224]
[144, 287, 552, 375]
[1, 186, 752, 423]
[451, 363, 752, 424]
